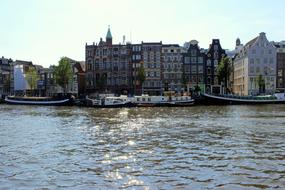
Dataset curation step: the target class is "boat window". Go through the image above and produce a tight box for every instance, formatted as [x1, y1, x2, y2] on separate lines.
[142, 98, 145, 101]
[148, 98, 151, 101]
[137, 98, 140, 101]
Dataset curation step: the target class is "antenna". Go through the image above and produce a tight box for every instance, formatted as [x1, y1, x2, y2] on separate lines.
[123, 35, 126, 45]
[130, 30, 132, 43]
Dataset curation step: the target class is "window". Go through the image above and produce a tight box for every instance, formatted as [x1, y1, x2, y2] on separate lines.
[191, 65, 197, 74]
[269, 49, 272, 54]
[250, 67, 254, 73]
[263, 58, 268, 64]
[214, 52, 218, 59]
[256, 67, 260, 73]
[278, 78, 283, 87]
[250, 58, 254, 64]
[198, 57, 203, 64]
[191, 76, 197, 83]
[207, 59, 211, 66]
[207, 77, 211, 84]
[191, 57, 196, 63]
[252, 49, 256, 54]
[278, 70, 283, 77]
[198, 66, 203, 74]
[184, 57, 190, 64]
[207, 68, 211, 74]
[198, 75, 203, 83]
[256, 58, 260, 64]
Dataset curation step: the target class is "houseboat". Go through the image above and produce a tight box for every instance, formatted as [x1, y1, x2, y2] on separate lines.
[202, 93, 285, 105]
[131, 94, 194, 107]
[86, 95, 134, 108]
[4, 96, 73, 106]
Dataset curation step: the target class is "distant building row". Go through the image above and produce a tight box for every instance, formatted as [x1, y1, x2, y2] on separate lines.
[85, 27, 226, 95]
[85, 27, 285, 95]
[1, 28, 285, 97]
[0, 57, 85, 97]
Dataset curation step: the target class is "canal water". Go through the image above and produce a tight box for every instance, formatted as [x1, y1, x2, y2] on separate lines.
[0, 104, 285, 189]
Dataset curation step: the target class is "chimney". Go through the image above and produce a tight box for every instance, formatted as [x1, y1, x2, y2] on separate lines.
[259, 32, 266, 37]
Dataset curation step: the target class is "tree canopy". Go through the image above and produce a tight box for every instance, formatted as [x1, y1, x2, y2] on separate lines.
[25, 67, 39, 92]
[53, 57, 73, 93]
[137, 63, 146, 85]
[217, 57, 231, 89]
[257, 74, 265, 94]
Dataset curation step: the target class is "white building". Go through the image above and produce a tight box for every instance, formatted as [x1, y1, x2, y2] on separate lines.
[12, 61, 34, 95]
[14, 64, 29, 91]
[233, 32, 277, 96]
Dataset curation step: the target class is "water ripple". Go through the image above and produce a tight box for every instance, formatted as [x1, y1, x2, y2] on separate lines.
[0, 104, 285, 189]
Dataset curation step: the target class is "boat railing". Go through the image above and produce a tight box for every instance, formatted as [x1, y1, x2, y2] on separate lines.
[207, 93, 277, 100]
[7, 96, 70, 102]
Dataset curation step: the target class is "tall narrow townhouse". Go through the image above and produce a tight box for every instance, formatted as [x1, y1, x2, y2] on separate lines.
[233, 32, 277, 95]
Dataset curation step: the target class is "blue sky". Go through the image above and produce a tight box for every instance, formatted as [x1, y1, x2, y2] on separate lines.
[0, 0, 284, 67]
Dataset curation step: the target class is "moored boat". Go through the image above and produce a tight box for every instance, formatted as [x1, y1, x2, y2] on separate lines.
[4, 96, 73, 106]
[86, 95, 134, 108]
[202, 93, 285, 105]
[131, 94, 194, 107]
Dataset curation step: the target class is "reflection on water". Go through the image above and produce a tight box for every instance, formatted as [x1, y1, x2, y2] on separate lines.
[0, 104, 285, 189]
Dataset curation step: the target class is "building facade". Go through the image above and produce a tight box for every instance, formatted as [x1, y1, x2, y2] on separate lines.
[274, 41, 285, 92]
[37, 66, 58, 97]
[205, 39, 226, 93]
[226, 38, 244, 93]
[161, 44, 184, 93]
[233, 32, 277, 96]
[182, 40, 206, 93]
[0, 56, 13, 96]
[130, 43, 143, 95]
[37, 58, 86, 97]
[85, 27, 132, 95]
[142, 42, 162, 95]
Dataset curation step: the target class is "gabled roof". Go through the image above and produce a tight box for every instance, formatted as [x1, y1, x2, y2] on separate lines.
[74, 61, 85, 73]
[245, 37, 258, 48]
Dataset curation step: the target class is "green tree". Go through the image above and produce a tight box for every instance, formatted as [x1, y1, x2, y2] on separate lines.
[217, 57, 231, 92]
[25, 67, 39, 96]
[53, 57, 73, 94]
[194, 85, 201, 93]
[257, 74, 265, 94]
[137, 63, 146, 94]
